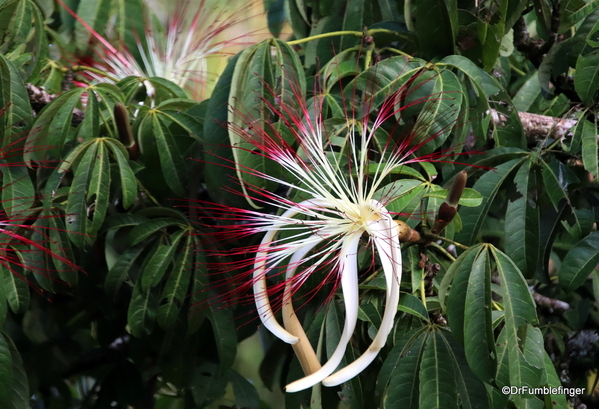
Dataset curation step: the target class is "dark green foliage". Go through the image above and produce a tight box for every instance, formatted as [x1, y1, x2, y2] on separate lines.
[0, 0, 598, 408]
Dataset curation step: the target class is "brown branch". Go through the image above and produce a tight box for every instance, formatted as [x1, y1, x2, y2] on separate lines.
[26, 83, 84, 125]
[532, 290, 570, 312]
[491, 110, 579, 144]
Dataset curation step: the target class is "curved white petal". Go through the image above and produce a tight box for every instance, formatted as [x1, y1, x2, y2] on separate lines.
[285, 231, 362, 393]
[323, 214, 402, 387]
[253, 199, 331, 345]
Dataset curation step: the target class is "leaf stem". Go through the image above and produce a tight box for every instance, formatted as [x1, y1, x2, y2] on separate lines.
[426, 232, 469, 250]
[136, 179, 161, 207]
[72, 65, 119, 83]
[377, 47, 413, 58]
[428, 242, 456, 261]
[286, 28, 408, 46]
[420, 271, 427, 309]
[287, 31, 364, 45]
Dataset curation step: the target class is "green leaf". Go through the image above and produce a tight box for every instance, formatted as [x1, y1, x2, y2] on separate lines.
[77, 87, 100, 141]
[87, 140, 111, 235]
[491, 247, 537, 327]
[439, 244, 483, 313]
[440, 332, 489, 409]
[227, 369, 260, 409]
[102, 213, 147, 232]
[105, 244, 145, 298]
[559, 231, 599, 291]
[203, 53, 246, 206]
[423, 187, 482, 207]
[377, 329, 427, 408]
[47, 212, 78, 284]
[151, 114, 187, 196]
[0, 54, 33, 142]
[455, 158, 524, 245]
[188, 242, 207, 334]
[490, 248, 539, 388]
[0, 166, 34, 217]
[128, 218, 183, 246]
[504, 160, 540, 279]
[0, 332, 12, 408]
[560, 0, 599, 33]
[66, 141, 98, 248]
[74, 0, 111, 51]
[419, 330, 458, 409]
[541, 351, 568, 408]
[190, 362, 228, 407]
[141, 231, 184, 290]
[127, 278, 157, 337]
[4, 333, 28, 409]
[414, 0, 457, 57]
[104, 138, 138, 209]
[581, 118, 599, 179]
[0, 263, 28, 314]
[574, 53, 599, 105]
[374, 179, 426, 214]
[208, 305, 237, 371]
[157, 235, 193, 328]
[534, 0, 552, 34]
[147, 77, 188, 99]
[397, 293, 430, 322]
[157, 110, 204, 142]
[464, 249, 496, 383]
[325, 300, 363, 408]
[513, 73, 542, 112]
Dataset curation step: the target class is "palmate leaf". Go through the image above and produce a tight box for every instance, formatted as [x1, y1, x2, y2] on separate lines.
[0, 0, 47, 82]
[378, 327, 487, 409]
[444, 245, 538, 390]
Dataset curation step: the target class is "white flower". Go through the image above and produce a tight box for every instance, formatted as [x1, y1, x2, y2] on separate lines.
[209, 69, 457, 391]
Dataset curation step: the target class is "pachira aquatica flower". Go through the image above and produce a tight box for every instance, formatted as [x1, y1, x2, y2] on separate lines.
[57, 0, 259, 101]
[205, 66, 468, 392]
